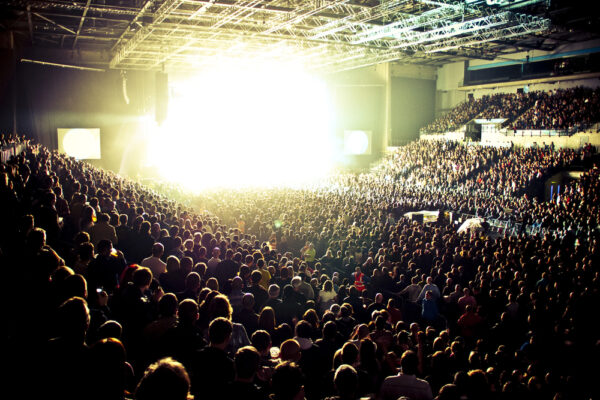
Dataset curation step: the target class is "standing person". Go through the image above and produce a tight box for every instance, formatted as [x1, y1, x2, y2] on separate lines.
[89, 212, 118, 248]
[246, 270, 269, 313]
[206, 247, 222, 278]
[115, 214, 134, 260]
[135, 357, 192, 400]
[42, 297, 91, 400]
[225, 346, 267, 400]
[190, 317, 235, 400]
[301, 242, 316, 268]
[421, 290, 442, 329]
[141, 243, 167, 279]
[87, 239, 127, 295]
[271, 362, 305, 400]
[417, 277, 441, 302]
[215, 249, 239, 290]
[318, 280, 337, 315]
[378, 350, 433, 400]
[236, 215, 246, 234]
[353, 267, 366, 294]
[257, 258, 272, 289]
[325, 364, 360, 400]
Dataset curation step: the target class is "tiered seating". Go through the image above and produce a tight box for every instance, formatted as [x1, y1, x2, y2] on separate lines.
[420, 87, 600, 134]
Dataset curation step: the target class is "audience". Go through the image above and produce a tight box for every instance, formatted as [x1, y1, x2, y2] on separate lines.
[2, 121, 599, 400]
[421, 87, 600, 134]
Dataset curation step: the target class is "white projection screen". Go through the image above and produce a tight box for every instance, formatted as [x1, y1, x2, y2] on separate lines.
[343, 130, 372, 155]
[57, 128, 101, 159]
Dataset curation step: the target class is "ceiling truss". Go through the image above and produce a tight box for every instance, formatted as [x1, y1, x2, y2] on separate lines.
[2, 0, 559, 73]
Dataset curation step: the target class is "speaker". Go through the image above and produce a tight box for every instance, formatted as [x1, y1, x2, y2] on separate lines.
[155, 72, 168, 125]
[121, 71, 130, 105]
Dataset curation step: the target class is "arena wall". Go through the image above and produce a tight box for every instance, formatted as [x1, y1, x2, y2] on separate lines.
[435, 39, 600, 111]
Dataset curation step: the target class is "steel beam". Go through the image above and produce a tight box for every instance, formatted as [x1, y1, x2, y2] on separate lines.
[73, 0, 93, 49]
[33, 12, 76, 35]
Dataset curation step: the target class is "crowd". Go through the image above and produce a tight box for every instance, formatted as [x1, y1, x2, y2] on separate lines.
[362, 140, 584, 227]
[1, 133, 599, 400]
[420, 96, 491, 134]
[477, 93, 539, 127]
[0, 133, 30, 162]
[420, 87, 600, 134]
[512, 87, 600, 131]
[0, 133, 28, 148]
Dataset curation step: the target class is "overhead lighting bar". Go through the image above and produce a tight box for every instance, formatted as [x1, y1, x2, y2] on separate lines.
[424, 15, 550, 53]
[21, 58, 106, 72]
[389, 11, 514, 49]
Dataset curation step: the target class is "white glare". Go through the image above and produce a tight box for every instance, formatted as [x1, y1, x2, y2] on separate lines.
[145, 62, 334, 191]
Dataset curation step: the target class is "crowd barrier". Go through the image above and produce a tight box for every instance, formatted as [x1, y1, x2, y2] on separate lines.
[452, 211, 595, 238]
[0, 142, 27, 163]
[450, 212, 565, 237]
[506, 129, 573, 137]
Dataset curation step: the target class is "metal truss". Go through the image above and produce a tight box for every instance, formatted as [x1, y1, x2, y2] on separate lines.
[423, 13, 550, 53]
[4, 0, 553, 73]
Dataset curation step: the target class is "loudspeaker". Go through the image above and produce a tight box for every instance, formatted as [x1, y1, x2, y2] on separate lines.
[155, 72, 168, 125]
[121, 71, 130, 105]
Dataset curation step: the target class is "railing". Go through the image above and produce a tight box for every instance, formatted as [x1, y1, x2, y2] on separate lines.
[0, 142, 27, 163]
[451, 211, 597, 238]
[504, 129, 574, 137]
[452, 212, 522, 236]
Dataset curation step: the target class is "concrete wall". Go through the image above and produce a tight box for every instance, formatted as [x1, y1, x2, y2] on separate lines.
[327, 65, 388, 165]
[391, 76, 436, 143]
[329, 62, 438, 148]
[435, 61, 466, 117]
[434, 39, 600, 117]
[391, 63, 437, 80]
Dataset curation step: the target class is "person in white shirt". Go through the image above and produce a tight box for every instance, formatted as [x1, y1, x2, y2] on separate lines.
[317, 280, 337, 314]
[141, 242, 167, 278]
[206, 247, 221, 278]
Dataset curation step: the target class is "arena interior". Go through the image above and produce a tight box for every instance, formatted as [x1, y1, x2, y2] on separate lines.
[1, 1, 599, 399]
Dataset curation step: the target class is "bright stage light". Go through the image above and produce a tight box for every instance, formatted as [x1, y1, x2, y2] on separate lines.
[344, 130, 371, 155]
[144, 62, 335, 191]
[58, 128, 101, 159]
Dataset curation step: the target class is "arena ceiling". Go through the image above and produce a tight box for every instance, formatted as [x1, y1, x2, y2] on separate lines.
[1, 0, 598, 73]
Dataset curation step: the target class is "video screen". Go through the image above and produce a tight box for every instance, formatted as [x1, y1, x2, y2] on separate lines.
[343, 130, 371, 155]
[57, 128, 101, 159]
